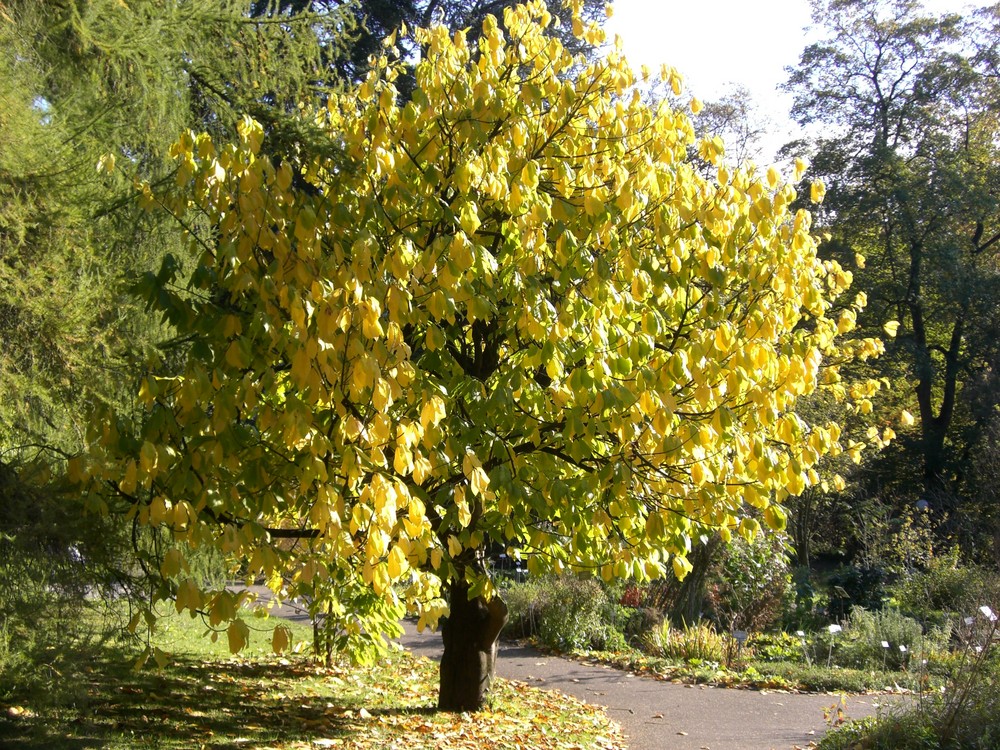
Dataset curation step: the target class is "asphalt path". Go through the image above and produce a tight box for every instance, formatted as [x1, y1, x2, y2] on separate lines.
[245, 586, 899, 750]
[396, 621, 897, 750]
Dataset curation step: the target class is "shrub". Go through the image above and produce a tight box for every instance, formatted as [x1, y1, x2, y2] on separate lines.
[501, 575, 626, 652]
[826, 565, 888, 618]
[817, 712, 939, 750]
[618, 584, 643, 608]
[755, 661, 916, 694]
[819, 673, 1000, 750]
[705, 532, 792, 634]
[623, 606, 662, 645]
[819, 599, 1000, 749]
[890, 551, 987, 627]
[786, 565, 830, 631]
[502, 577, 546, 640]
[534, 576, 617, 651]
[835, 607, 945, 672]
[750, 632, 806, 663]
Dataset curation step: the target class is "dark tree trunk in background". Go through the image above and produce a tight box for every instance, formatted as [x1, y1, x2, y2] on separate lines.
[437, 580, 508, 711]
[669, 535, 722, 626]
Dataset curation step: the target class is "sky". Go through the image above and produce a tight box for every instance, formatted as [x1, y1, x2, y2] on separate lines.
[604, 0, 992, 163]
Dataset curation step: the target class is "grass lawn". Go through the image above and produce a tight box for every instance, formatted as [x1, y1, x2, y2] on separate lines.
[1, 607, 624, 749]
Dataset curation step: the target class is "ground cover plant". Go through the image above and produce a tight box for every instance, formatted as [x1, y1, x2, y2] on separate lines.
[0, 606, 623, 749]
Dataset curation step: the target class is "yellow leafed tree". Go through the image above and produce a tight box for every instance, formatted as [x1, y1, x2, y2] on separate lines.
[74, 0, 888, 711]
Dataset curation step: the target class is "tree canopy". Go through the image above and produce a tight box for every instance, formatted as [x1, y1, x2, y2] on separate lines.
[784, 0, 1000, 510]
[71, 0, 891, 709]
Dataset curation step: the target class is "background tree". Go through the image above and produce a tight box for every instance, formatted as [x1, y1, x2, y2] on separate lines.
[693, 85, 771, 167]
[783, 0, 1000, 538]
[74, 0, 890, 711]
[252, 0, 608, 88]
[1, 0, 356, 455]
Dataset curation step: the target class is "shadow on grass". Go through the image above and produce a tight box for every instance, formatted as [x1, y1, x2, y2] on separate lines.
[1, 647, 434, 750]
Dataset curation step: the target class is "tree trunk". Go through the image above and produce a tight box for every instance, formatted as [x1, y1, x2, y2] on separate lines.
[669, 535, 722, 626]
[438, 581, 508, 712]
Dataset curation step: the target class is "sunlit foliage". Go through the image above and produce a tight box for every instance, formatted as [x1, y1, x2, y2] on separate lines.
[72, 0, 889, 665]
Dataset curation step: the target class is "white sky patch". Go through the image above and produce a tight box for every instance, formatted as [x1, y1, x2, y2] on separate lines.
[605, 0, 992, 163]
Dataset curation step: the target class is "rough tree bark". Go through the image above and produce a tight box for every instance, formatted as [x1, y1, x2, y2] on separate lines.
[437, 580, 509, 711]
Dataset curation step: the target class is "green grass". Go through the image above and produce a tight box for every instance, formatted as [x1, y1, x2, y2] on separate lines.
[0, 607, 624, 749]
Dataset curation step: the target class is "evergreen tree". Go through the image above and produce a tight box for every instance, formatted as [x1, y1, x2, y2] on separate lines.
[0, 0, 358, 688]
[1, 0, 356, 456]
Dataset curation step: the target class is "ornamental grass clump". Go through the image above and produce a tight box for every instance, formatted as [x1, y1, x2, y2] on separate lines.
[641, 619, 727, 664]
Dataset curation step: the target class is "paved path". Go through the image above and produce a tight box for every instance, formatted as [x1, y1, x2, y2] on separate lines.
[397, 621, 896, 750]
[245, 587, 898, 750]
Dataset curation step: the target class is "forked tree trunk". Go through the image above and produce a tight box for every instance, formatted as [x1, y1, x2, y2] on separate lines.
[437, 580, 509, 711]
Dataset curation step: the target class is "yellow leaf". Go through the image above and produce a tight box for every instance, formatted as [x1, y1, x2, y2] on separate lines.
[272, 624, 290, 653]
[764, 504, 787, 531]
[160, 548, 185, 579]
[373, 378, 392, 412]
[119, 459, 137, 494]
[469, 467, 490, 498]
[387, 545, 408, 579]
[227, 620, 249, 653]
[393, 444, 413, 475]
[645, 511, 665, 539]
[738, 516, 761, 541]
[139, 441, 159, 475]
[276, 161, 293, 193]
[96, 152, 116, 174]
[455, 487, 471, 527]
[883, 320, 899, 338]
[584, 190, 604, 217]
[420, 396, 446, 429]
